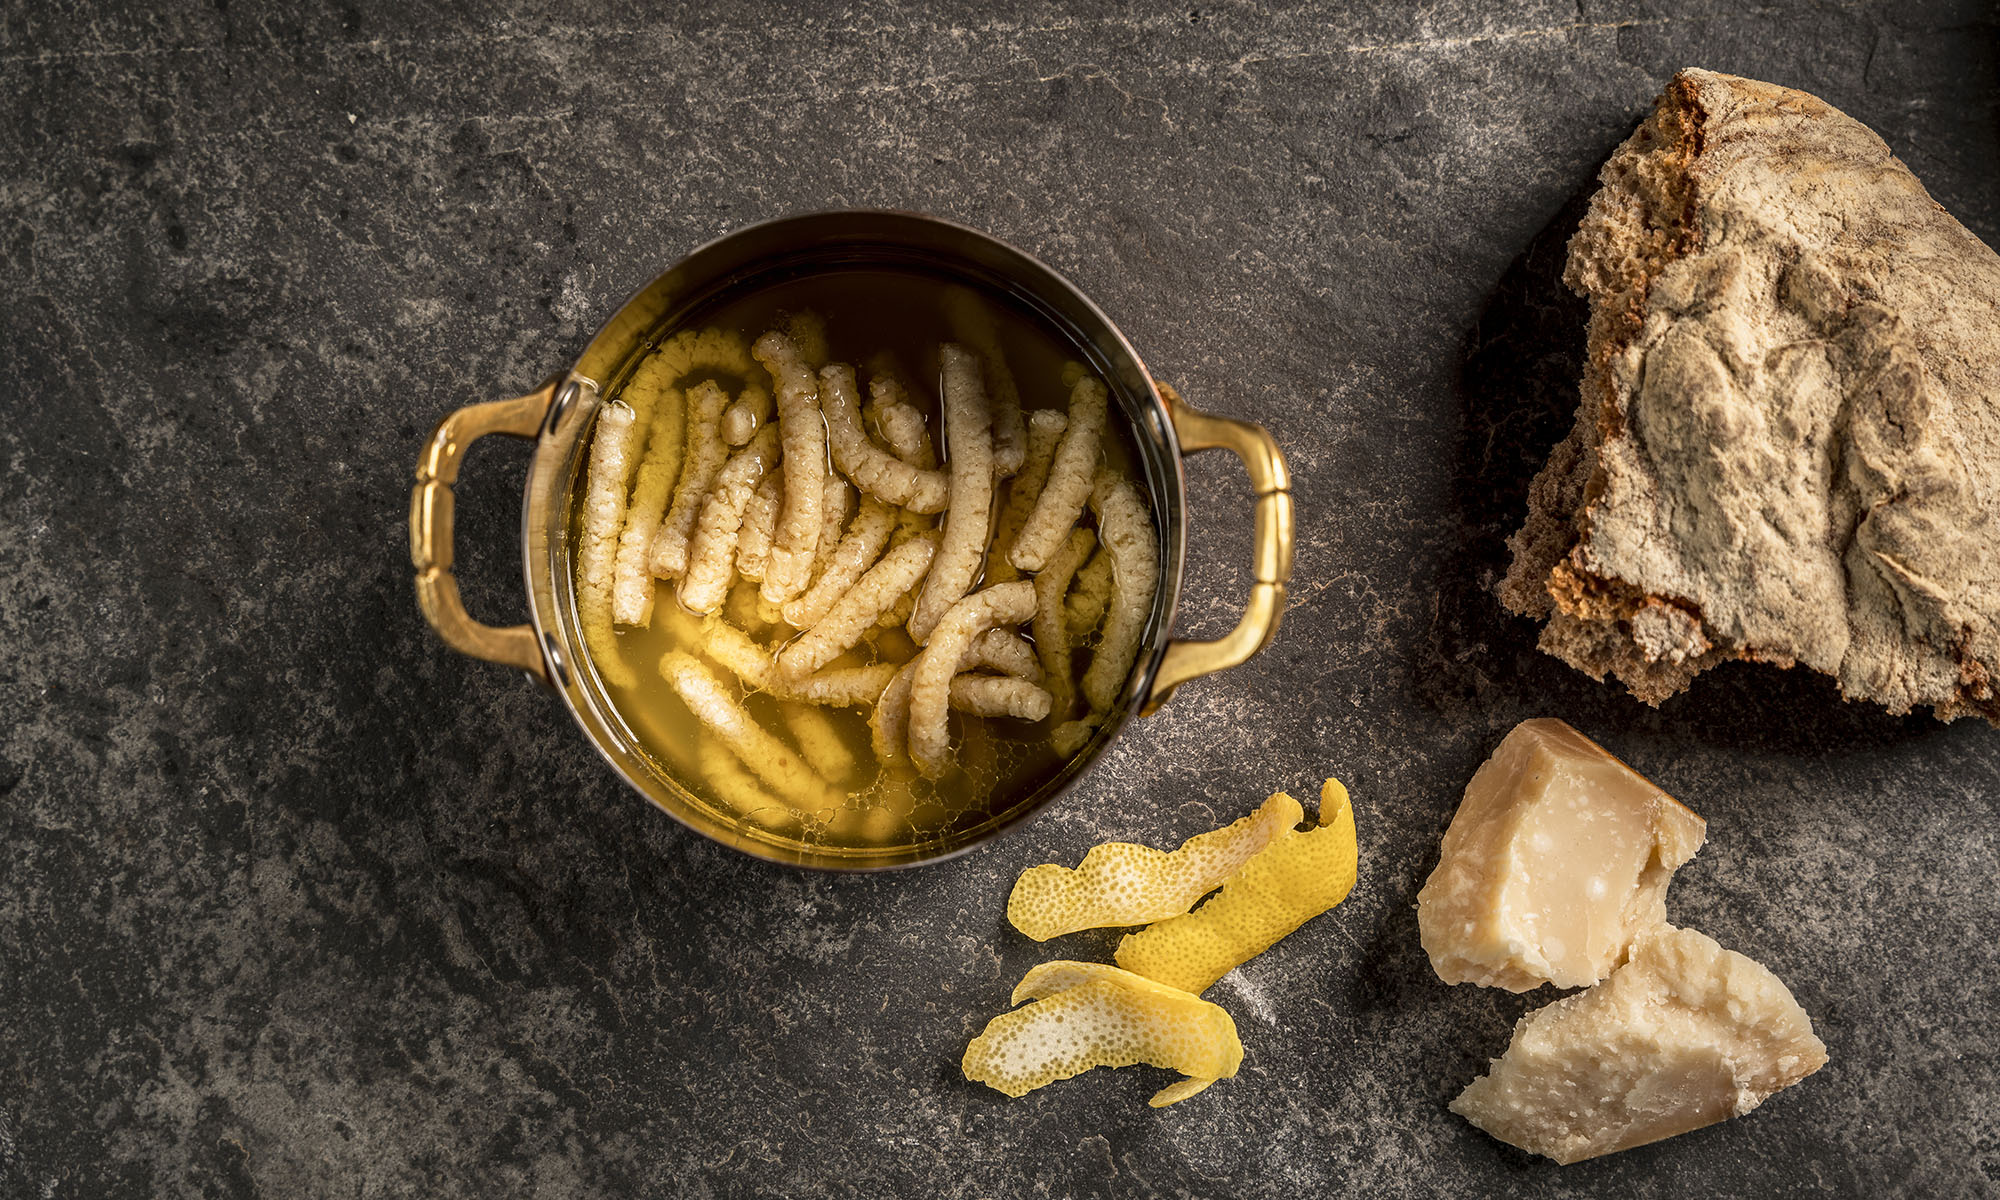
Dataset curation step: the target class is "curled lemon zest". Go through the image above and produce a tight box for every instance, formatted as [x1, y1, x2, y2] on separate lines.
[1115, 779, 1359, 995]
[1007, 792, 1304, 941]
[962, 961, 1241, 1107]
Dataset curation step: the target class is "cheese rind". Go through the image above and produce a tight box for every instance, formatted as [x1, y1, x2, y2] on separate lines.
[1451, 926, 1828, 1164]
[1417, 719, 1706, 991]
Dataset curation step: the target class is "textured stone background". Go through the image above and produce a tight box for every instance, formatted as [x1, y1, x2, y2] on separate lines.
[4, 1, 1997, 1196]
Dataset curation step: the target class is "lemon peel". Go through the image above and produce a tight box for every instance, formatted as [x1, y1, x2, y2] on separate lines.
[961, 961, 1241, 1107]
[1007, 792, 1305, 942]
[1114, 779, 1359, 995]
[1147, 1076, 1220, 1106]
[1008, 959, 1187, 1005]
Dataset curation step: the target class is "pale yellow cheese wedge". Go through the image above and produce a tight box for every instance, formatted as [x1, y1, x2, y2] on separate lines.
[1007, 792, 1304, 941]
[1418, 719, 1707, 992]
[1114, 779, 1358, 995]
[962, 961, 1241, 1108]
[1452, 926, 1827, 1164]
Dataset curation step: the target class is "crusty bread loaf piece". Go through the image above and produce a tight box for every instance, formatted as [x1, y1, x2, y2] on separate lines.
[1502, 69, 2000, 723]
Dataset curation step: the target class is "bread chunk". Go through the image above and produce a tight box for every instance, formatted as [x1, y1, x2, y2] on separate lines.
[1502, 69, 2000, 723]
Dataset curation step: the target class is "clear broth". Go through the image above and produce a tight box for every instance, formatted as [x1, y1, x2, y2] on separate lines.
[573, 267, 1147, 853]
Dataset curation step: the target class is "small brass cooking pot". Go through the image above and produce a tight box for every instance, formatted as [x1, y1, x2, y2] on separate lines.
[409, 211, 1293, 870]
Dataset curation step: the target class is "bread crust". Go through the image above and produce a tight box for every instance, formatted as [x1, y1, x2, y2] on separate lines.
[1504, 69, 2000, 723]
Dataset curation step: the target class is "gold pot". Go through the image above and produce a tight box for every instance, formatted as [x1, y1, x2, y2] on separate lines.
[409, 211, 1292, 869]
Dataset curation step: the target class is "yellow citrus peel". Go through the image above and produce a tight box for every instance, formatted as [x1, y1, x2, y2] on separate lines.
[961, 961, 1242, 1108]
[1006, 792, 1305, 941]
[1115, 778, 1359, 995]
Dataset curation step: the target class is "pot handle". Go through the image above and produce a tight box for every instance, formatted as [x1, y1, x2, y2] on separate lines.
[1140, 383, 1294, 716]
[409, 382, 557, 683]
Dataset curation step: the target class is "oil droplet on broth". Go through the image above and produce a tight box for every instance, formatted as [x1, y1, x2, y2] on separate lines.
[572, 267, 1146, 854]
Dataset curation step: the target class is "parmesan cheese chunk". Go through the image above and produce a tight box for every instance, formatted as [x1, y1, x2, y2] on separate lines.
[1417, 719, 1706, 992]
[1451, 926, 1827, 1164]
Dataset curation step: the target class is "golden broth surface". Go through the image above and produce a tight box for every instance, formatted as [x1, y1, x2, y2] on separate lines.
[573, 267, 1148, 854]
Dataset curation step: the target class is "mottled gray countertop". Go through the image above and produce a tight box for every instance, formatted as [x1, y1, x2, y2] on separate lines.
[4, 2, 1997, 1196]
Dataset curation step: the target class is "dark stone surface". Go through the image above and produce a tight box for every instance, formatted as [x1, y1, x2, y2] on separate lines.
[4, 2, 1997, 1196]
